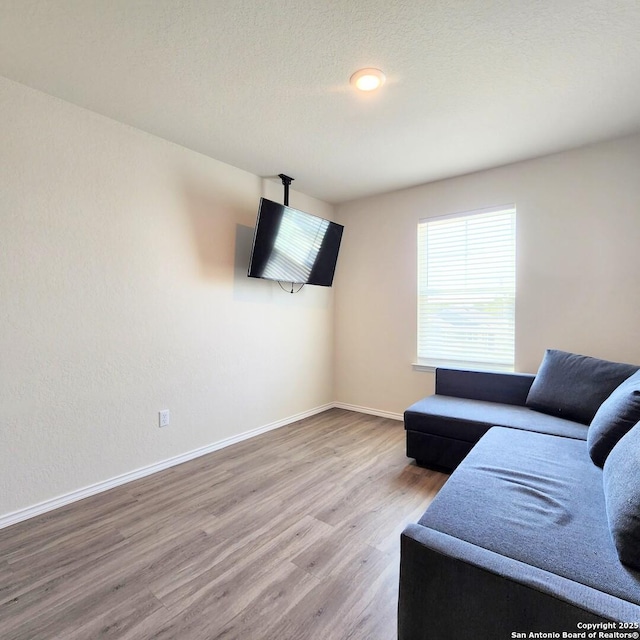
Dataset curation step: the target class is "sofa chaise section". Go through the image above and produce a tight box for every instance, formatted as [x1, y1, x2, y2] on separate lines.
[404, 368, 586, 472]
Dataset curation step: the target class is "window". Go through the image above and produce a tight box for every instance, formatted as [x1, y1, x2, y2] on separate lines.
[417, 205, 516, 371]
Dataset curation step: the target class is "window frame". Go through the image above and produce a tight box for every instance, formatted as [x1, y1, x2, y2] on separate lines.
[414, 204, 517, 373]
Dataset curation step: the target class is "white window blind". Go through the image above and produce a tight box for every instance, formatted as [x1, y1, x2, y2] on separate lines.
[417, 206, 516, 370]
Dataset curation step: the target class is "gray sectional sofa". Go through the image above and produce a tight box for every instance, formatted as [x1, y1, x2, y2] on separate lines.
[399, 350, 640, 638]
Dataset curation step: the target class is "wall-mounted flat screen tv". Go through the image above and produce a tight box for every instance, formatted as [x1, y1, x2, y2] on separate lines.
[247, 198, 344, 287]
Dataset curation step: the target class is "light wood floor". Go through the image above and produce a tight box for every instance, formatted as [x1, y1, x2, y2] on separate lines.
[0, 408, 447, 640]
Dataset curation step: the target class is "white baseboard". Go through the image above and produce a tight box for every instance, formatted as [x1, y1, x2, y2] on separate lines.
[332, 402, 403, 422]
[0, 401, 401, 529]
[0, 403, 333, 530]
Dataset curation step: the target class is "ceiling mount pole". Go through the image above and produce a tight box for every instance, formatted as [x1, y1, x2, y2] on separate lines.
[278, 174, 294, 206]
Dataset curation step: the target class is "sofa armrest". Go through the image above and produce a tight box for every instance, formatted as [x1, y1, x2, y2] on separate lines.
[435, 367, 535, 406]
[399, 524, 637, 640]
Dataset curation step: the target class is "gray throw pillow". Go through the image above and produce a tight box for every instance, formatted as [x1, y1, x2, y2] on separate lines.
[603, 423, 640, 570]
[588, 370, 640, 467]
[525, 350, 638, 425]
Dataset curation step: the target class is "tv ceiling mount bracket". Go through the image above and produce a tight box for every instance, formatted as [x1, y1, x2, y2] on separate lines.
[278, 174, 294, 206]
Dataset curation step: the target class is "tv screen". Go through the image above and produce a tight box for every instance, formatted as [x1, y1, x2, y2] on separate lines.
[247, 198, 344, 287]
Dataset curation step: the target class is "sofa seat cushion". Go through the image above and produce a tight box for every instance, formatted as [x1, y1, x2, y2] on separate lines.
[418, 427, 640, 605]
[404, 395, 588, 443]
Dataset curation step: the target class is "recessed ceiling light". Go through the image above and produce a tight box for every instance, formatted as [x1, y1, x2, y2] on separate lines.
[350, 68, 386, 92]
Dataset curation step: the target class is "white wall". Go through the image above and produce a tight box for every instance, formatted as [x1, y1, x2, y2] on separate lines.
[0, 77, 335, 518]
[334, 134, 640, 415]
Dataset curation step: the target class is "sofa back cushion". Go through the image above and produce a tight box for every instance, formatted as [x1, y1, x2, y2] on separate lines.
[603, 423, 640, 570]
[588, 370, 640, 467]
[525, 350, 638, 425]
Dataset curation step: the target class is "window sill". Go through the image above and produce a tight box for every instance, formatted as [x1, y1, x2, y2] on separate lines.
[411, 362, 436, 373]
[412, 360, 514, 373]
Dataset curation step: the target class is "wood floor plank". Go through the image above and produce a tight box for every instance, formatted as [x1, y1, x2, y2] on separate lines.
[152, 514, 333, 612]
[259, 541, 393, 640]
[0, 527, 204, 630]
[7, 577, 164, 640]
[202, 562, 321, 640]
[0, 408, 446, 640]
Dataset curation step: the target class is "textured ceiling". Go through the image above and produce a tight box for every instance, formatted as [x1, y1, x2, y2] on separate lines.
[2, 0, 640, 203]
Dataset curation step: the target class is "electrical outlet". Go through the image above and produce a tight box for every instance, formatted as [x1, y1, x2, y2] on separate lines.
[159, 409, 170, 428]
